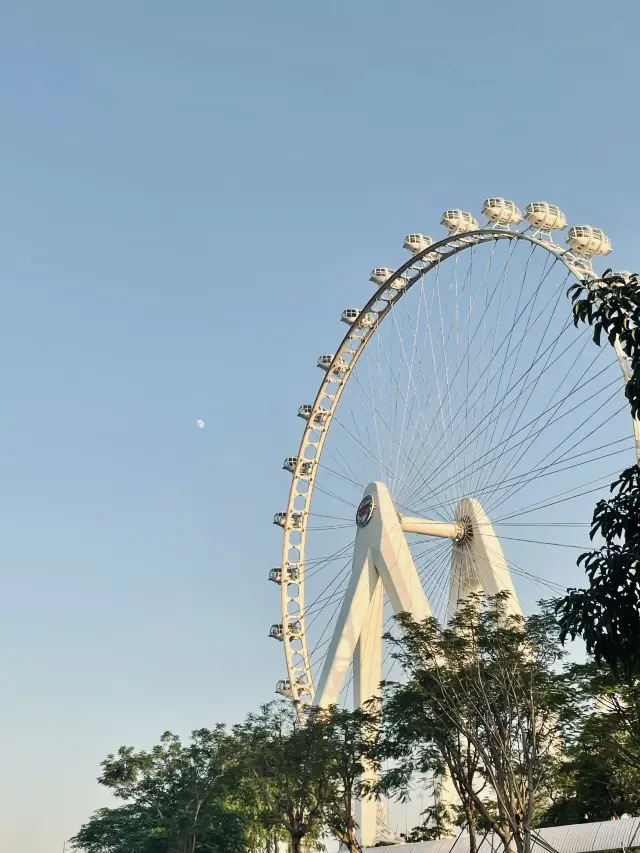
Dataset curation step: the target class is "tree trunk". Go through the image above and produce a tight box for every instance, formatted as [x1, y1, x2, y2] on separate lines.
[346, 827, 359, 853]
[291, 832, 303, 853]
[464, 807, 477, 853]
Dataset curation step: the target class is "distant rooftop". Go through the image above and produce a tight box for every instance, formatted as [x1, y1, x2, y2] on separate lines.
[365, 818, 640, 853]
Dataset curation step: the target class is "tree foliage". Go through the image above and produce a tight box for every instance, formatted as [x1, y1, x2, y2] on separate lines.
[555, 271, 640, 679]
[321, 704, 380, 853]
[540, 662, 640, 824]
[71, 804, 168, 853]
[377, 594, 577, 853]
[71, 727, 248, 853]
[231, 701, 334, 853]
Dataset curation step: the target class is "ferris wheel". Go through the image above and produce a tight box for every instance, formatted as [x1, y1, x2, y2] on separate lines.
[268, 199, 637, 841]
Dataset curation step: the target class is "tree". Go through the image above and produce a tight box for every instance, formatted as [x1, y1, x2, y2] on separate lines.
[70, 804, 168, 853]
[321, 704, 380, 853]
[401, 804, 454, 842]
[540, 661, 640, 824]
[232, 701, 333, 853]
[72, 727, 248, 853]
[378, 593, 577, 853]
[555, 271, 640, 679]
[556, 464, 640, 680]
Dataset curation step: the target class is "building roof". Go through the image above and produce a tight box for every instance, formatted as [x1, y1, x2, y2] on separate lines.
[365, 818, 640, 853]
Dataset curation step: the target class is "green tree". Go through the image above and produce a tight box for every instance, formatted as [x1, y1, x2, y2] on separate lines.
[72, 727, 248, 853]
[540, 662, 640, 824]
[555, 271, 640, 679]
[378, 594, 576, 853]
[401, 803, 454, 842]
[321, 704, 380, 853]
[71, 804, 168, 853]
[232, 701, 333, 853]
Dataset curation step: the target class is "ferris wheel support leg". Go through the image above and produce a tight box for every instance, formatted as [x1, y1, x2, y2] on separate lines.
[435, 498, 521, 825]
[354, 577, 383, 849]
[315, 546, 379, 709]
[316, 482, 431, 708]
[450, 497, 521, 616]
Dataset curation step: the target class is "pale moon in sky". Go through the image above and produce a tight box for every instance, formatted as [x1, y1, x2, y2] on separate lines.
[196, 419, 205, 429]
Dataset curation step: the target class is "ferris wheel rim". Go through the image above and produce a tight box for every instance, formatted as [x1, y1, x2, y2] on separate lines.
[274, 225, 626, 709]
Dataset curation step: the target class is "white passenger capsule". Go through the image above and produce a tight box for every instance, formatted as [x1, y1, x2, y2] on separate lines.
[273, 512, 287, 528]
[317, 354, 348, 374]
[341, 308, 360, 325]
[482, 198, 522, 227]
[283, 457, 297, 473]
[524, 202, 567, 233]
[269, 623, 284, 641]
[403, 233, 434, 254]
[298, 404, 313, 420]
[370, 267, 395, 286]
[566, 226, 612, 257]
[441, 210, 479, 234]
[275, 678, 291, 696]
[268, 565, 300, 585]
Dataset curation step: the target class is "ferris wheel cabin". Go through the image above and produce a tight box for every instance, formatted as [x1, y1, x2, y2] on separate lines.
[566, 225, 612, 257]
[524, 202, 567, 232]
[441, 209, 478, 234]
[403, 233, 434, 254]
[481, 198, 522, 227]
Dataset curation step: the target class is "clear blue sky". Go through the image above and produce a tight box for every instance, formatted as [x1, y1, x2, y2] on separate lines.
[1, 2, 639, 850]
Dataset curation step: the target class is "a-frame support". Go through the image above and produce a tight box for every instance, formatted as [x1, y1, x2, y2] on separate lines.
[315, 481, 520, 847]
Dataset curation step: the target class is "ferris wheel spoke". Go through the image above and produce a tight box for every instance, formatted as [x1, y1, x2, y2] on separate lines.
[491, 468, 625, 523]
[479, 317, 613, 505]
[470, 270, 560, 495]
[432, 358, 620, 509]
[486, 395, 627, 518]
[323, 425, 371, 487]
[461, 239, 530, 496]
[392, 252, 487, 512]
[316, 461, 363, 492]
[398, 261, 576, 512]
[407, 332, 614, 514]
[382, 281, 461, 512]
[459, 268, 571, 498]
[448, 376, 620, 516]
[371, 307, 460, 505]
[483, 355, 622, 512]
[389, 273, 427, 496]
[469, 247, 556, 495]
[398, 239, 511, 506]
[331, 408, 419, 506]
[312, 482, 362, 508]
[349, 365, 452, 519]
[442, 435, 631, 514]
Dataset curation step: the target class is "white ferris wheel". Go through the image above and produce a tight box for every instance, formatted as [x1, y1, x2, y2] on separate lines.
[269, 199, 638, 843]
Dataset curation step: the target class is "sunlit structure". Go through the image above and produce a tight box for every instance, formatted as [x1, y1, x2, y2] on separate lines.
[269, 199, 636, 845]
